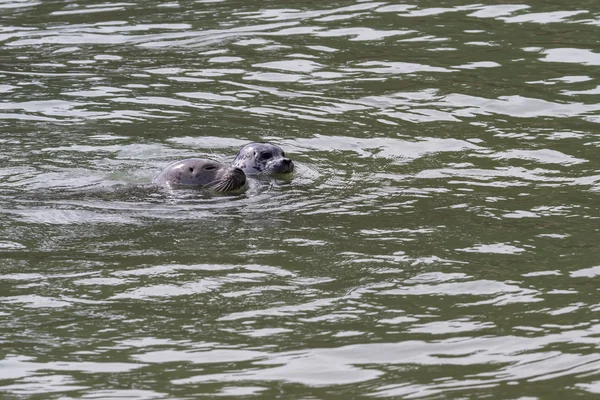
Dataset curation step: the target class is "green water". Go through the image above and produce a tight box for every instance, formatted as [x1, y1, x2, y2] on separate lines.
[1, 1, 600, 398]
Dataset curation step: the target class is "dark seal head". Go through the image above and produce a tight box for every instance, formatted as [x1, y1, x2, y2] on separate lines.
[153, 158, 246, 192]
[232, 143, 294, 175]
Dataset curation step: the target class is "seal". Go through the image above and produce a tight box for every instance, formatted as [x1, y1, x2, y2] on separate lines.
[232, 143, 294, 175]
[153, 158, 246, 192]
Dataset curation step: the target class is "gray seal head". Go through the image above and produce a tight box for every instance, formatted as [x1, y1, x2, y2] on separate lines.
[153, 158, 246, 192]
[232, 143, 294, 175]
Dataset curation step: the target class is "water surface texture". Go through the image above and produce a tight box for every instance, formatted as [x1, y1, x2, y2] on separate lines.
[1, 0, 600, 398]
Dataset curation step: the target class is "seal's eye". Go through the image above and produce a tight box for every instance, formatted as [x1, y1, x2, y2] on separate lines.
[281, 151, 285, 157]
[261, 152, 272, 160]
[204, 165, 216, 171]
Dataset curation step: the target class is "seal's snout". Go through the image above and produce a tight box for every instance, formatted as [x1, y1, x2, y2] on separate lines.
[280, 158, 294, 173]
[228, 166, 247, 186]
[267, 157, 294, 174]
[212, 166, 246, 192]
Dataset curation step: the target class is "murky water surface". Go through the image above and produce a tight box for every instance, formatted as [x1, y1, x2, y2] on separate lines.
[1, 0, 600, 398]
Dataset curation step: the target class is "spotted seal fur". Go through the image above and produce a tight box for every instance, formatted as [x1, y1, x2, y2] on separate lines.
[232, 143, 294, 175]
[153, 158, 246, 192]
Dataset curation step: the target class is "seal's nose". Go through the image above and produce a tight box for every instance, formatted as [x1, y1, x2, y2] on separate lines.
[234, 167, 246, 184]
[277, 158, 294, 173]
[227, 166, 246, 183]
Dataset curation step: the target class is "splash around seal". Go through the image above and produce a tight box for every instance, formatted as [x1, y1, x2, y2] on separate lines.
[153, 158, 246, 192]
[232, 143, 294, 175]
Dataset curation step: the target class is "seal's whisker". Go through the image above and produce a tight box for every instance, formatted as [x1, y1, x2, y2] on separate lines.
[211, 177, 239, 193]
[203, 178, 226, 190]
[213, 181, 227, 191]
[222, 180, 235, 192]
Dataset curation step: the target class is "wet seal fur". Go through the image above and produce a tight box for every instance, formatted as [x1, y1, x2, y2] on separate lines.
[153, 158, 246, 192]
[232, 143, 294, 175]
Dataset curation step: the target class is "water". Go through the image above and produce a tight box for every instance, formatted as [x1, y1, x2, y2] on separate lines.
[1, 0, 600, 398]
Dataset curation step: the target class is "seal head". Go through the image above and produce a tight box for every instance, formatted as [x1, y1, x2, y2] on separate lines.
[153, 158, 246, 192]
[232, 143, 294, 175]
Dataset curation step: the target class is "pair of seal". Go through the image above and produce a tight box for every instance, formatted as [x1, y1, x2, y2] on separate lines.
[153, 143, 293, 192]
